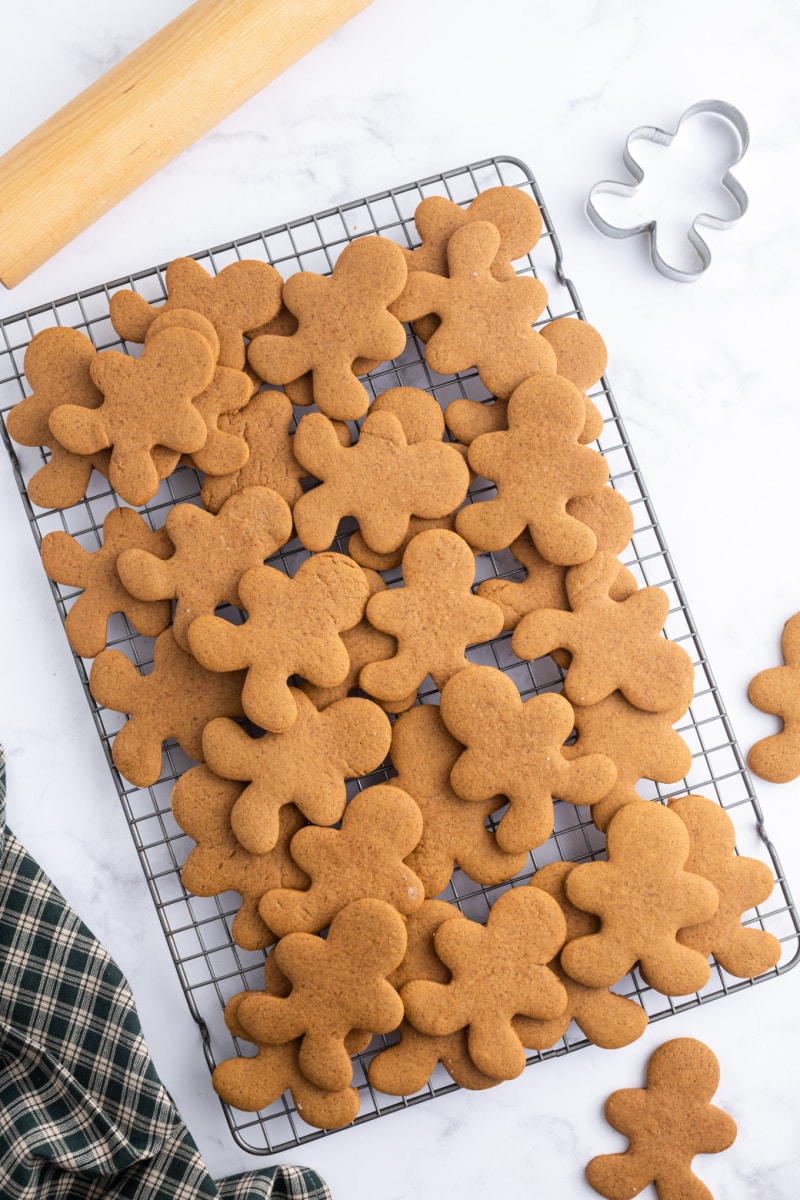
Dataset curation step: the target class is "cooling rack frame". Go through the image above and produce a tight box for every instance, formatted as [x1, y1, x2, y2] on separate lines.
[1, 154, 797, 1156]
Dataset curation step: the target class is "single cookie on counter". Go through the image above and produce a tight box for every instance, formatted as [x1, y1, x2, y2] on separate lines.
[747, 610, 800, 783]
[586, 1038, 737, 1200]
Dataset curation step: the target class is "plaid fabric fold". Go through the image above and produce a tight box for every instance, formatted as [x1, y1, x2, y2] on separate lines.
[0, 744, 330, 1200]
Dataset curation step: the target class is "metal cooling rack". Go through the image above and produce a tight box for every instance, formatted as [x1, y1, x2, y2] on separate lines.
[1, 154, 798, 1156]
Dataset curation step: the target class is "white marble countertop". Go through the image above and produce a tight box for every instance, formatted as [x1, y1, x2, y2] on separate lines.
[1, 1, 799, 1196]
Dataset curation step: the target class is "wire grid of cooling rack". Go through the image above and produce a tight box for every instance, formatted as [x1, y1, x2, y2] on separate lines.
[1, 155, 798, 1156]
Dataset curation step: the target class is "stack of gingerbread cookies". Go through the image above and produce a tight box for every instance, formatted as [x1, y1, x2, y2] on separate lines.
[6, 185, 781, 1136]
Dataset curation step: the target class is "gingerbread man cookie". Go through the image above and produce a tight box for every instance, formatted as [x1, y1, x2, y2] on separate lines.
[201, 690, 391, 854]
[172, 763, 308, 951]
[142, 305, 249, 478]
[444, 314, 608, 447]
[297, 568, 417, 714]
[562, 800, 719, 995]
[400, 886, 567, 1080]
[440, 665, 617, 854]
[247, 236, 408, 421]
[49, 326, 214, 506]
[89, 628, 245, 787]
[586, 1038, 737, 1200]
[358, 530, 504, 702]
[40, 506, 173, 658]
[245, 303, 382, 405]
[402, 186, 543, 281]
[187, 552, 369, 732]
[748, 611, 800, 783]
[513, 862, 648, 1051]
[291, 408, 469, 554]
[225, 897, 406, 1092]
[475, 518, 635, 634]
[367, 900, 501, 1095]
[388, 703, 528, 896]
[214, 1006, 360, 1128]
[198, 390, 305, 514]
[257, 782, 424, 937]
[391, 221, 556, 399]
[455, 374, 609, 562]
[6, 326, 108, 510]
[669, 794, 780, 979]
[109, 257, 283, 370]
[512, 551, 695, 713]
[214, 1026, 360, 1128]
[117, 486, 292, 650]
[564, 693, 692, 831]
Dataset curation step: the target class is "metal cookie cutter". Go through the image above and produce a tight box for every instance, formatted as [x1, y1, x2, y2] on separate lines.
[586, 99, 750, 282]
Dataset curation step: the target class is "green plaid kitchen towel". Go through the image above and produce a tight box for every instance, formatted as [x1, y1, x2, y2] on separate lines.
[0, 744, 331, 1199]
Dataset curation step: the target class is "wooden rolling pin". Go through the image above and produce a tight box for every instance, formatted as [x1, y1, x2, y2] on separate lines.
[0, 0, 374, 288]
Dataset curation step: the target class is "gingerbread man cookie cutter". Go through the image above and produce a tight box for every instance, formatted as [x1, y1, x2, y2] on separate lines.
[586, 100, 750, 282]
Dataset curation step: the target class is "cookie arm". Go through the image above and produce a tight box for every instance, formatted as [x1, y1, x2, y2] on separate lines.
[367, 1024, 443, 1096]
[291, 411, 345, 481]
[401, 979, 467, 1038]
[359, 646, 426, 703]
[48, 403, 110, 455]
[187, 613, 252, 673]
[292, 486, 347, 553]
[390, 271, 447, 323]
[236, 990, 305, 1047]
[748, 664, 798, 720]
[109, 289, 158, 343]
[512, 608, 575, 661]
[456, 493, 526, 554]
[555, 752, 618, 808]
[89, 650, 163, 787]
[561, 927, 635, 991]
[116, 546, 175, 602]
